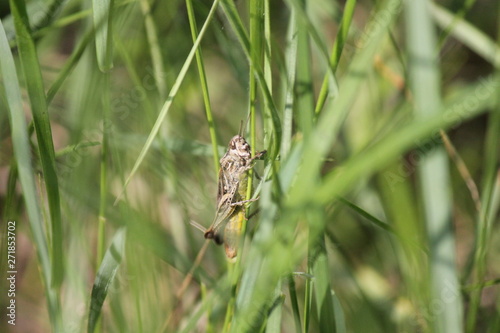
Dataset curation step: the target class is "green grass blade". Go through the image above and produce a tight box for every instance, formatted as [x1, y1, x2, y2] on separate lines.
[466, 34, 500, 331]
[47, 27, 94, 104]
[230, 147, 305, 332]
[3, 0, 68, 42]
[265, 288, 285, 333]
[220, 0, 282, 156]
[288, 0, 401, 206]
[186, 0, 220, 174]
[405, 1, 463, 331]
[315, 0, 357, 114]
[9, 0, 64, 289]
[287, 275, 302, 333]
[30, 0, 67, 32]
[303, 262, 313, 333]
[284, 0, 339, 107]
[309, 210, 336, 332]
[87, 228, 126, 333]
[97, 73, 110, 269]
[2, 0, 497, 331]
[435, 0, 476, 47]
[294, 0, 314, 137]
[280, 9, 298, 159]
[332, 291, 346, 333]
[314, 76, 496, 205]
[92, 0, 114, 72]
[0, 19, 61, 331]
[2, 164, 18, 221]
[338, 197, 394, 234]
[376, 160, 428, 297]
[263, 0, 273, 121]
[431, 3, 500, 68]
[116, 0, 220, 204]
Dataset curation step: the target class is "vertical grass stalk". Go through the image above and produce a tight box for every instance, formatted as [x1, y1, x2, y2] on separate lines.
[465, 8, 500, 330]
[186, 0, 220, 174]
[404, 1, 463, 332]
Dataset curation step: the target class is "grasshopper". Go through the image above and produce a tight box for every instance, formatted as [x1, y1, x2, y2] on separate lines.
[204, 133, 266, 258]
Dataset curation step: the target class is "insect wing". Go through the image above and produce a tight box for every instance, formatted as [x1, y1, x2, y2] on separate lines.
[204, 168, 239, 242]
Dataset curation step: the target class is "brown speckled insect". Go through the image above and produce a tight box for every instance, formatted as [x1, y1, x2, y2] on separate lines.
[204, 131, 266, 259]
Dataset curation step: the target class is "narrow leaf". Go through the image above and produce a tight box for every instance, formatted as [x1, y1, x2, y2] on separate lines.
[93, 0, 114, 72]
[9, 0, 64, 288]
[0, 19, 61, 331]
[88, 228, 126, 333]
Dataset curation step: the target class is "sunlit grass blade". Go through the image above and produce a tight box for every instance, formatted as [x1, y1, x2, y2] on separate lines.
[435, 0, 476, 47]
[405, 1, 463, 331]
[314, 76, 496, 205]
[92, 0, 114, 72]
[9, 0, 64, 289]
[0, 19, 61, 331]
[431, 3, 500, 68]
[87, 228, 126, 333]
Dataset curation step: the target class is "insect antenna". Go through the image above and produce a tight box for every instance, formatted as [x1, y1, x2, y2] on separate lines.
[239, 111, 252, 137]
[189, 220, 207, 233]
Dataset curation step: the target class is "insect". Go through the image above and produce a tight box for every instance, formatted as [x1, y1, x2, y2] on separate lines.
[204, 132, 266, 258]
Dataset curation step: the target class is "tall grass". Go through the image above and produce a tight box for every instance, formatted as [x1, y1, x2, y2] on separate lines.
[1, 0, 499, 332]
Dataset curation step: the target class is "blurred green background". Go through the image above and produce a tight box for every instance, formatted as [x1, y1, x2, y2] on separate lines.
[0, 0, 499, 332]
